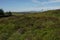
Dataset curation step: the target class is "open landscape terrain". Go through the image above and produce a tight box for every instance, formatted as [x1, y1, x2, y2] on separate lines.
[0, 9, 60, 40]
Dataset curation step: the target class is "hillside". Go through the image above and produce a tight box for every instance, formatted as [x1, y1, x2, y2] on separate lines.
[0, 9, 60, 40]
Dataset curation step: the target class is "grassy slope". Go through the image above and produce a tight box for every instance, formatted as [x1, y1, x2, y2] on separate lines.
[0, 10, 60, 40]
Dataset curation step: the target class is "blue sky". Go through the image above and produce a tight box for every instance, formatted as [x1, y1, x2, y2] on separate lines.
[0, 0, 60, 12]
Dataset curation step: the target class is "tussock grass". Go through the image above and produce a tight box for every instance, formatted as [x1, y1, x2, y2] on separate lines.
[0, 9, 60, 40]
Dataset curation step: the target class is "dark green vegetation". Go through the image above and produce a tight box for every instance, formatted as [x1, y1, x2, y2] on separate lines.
[0, 9, 60, 40]
[0, 9, 12, 17]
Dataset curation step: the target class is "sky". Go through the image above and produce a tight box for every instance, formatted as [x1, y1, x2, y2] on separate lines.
[0, 0, 60, 12]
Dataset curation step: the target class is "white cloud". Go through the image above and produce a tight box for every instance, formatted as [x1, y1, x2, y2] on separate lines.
[32, 0, 60, 4]
[5, 6, 60, 12]
[18, 6, 60, 12]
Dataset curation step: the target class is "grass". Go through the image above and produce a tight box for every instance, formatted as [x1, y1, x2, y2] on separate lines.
[0, 9, 60, 40]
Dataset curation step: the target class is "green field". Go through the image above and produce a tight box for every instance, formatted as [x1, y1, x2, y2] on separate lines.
[0, 9, 60, 40]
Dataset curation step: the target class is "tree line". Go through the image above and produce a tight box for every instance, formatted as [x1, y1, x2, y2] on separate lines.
[0, 9, 12, 17]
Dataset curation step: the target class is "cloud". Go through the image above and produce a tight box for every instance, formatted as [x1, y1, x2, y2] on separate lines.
[18, 6, 60, 12]
[32, 0, 60, 4]
[5, 6, 60, 12]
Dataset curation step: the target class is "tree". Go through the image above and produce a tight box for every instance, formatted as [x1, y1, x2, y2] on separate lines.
[8, 11, 12, 16]
[0, 9, 4, 16]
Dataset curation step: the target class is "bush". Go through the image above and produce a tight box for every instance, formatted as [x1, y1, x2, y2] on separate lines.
[8, 11, 12, 16]
[5, 11, 12, 16]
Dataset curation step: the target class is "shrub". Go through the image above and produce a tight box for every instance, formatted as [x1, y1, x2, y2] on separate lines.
[8, 11, 12, 16]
